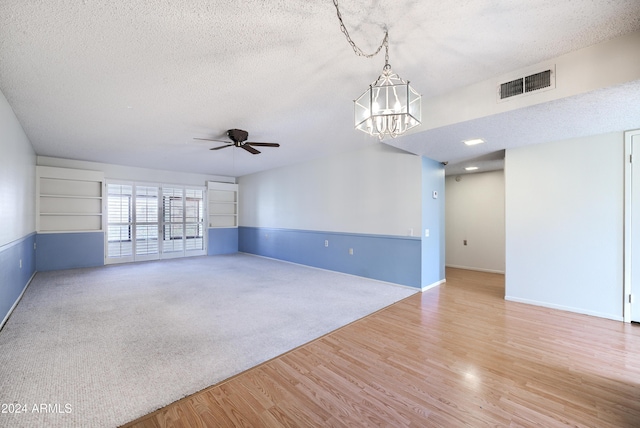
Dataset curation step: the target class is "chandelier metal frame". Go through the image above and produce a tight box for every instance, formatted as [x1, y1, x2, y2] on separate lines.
[333, 0, 421, 140]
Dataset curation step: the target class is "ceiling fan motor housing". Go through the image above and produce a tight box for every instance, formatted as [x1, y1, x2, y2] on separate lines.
[227, 129, 248, 143]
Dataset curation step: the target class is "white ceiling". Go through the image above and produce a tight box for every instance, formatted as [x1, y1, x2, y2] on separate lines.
[1, 0, 639, 177]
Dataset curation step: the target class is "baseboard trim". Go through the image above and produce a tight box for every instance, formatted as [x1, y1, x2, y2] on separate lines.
[422, 279, 446, 292]
[446, 264, 505, 274]
[504, 295, 623, 322]
[0, 271, 36, 331]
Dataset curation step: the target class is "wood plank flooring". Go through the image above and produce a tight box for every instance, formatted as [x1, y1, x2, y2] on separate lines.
[123, 268, 640, 427]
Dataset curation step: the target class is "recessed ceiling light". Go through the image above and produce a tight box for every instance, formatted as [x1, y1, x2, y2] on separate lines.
[463, 138, 485, 146]
[465, 166, 479, 171]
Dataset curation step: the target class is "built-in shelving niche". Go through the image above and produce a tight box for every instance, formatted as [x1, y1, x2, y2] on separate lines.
[36, 166, 105, 233]
[207, 181, 238, 228]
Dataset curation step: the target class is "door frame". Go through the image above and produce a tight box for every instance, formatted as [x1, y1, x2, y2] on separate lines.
[624, 129, 640, 322]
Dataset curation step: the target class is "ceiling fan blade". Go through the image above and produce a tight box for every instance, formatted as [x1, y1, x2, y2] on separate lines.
[241, 145, 261, 155]
[210, 144, 233, 150]
[194, 137, 230, 143]
[245, 142, 280, 147]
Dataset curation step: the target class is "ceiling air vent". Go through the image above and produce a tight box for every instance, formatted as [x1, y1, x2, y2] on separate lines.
[498, 65, 555, 102]
[525, 70, 552, 92]
[500, 78, 524, 99]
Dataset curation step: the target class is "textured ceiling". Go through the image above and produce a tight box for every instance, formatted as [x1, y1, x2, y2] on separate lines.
[1, 0, 640, 177]
[390, 79, 640, 176]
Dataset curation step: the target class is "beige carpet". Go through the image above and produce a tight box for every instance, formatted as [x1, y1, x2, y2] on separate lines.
[0, 254, 416, 427]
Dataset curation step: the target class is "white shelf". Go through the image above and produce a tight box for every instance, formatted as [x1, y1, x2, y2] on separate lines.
[39, 214, 102, 232]
[37, 230, 104, 234]
[40, 194, 103, 199]
[207, 182, 238, 228]
[40, 213, 103, 216]
[37, 166, 105, 233]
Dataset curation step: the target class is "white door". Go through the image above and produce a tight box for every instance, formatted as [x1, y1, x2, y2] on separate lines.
[631, 132, 640, 322]
[161, 186, 206, 259]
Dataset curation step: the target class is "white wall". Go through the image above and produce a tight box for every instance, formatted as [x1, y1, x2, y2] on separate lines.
[238, 143, 422, 237]
[446, 170, 505, 273]
[426, 30, 640, 130]
[505, 132, 624, 320]
[0, 89, 36, 246]
[37, 156, 234, 186]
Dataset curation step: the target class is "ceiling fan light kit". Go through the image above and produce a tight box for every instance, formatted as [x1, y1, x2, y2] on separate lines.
[333, 0, 421, 140]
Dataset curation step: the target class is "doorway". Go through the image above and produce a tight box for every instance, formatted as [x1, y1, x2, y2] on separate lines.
[624, 129, 640, 322]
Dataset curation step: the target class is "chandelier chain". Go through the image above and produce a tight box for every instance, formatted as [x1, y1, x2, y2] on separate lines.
[333, 0, 389, 64]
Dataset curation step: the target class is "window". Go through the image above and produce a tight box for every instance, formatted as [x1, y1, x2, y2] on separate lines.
[135, 186, 159, 256]
[185, 188, 205, 251]
[107, 184, 133, 259]
[106, 182, 206, 263]
[162, 187, 184, 254]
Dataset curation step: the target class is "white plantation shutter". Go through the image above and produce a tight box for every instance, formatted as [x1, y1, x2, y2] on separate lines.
[107, 183, 133, 259]
[162, 187, 184, 254]
[106, 182, 206, 264]
[185, 188, 204, 251]
[135, 186, 159, 257]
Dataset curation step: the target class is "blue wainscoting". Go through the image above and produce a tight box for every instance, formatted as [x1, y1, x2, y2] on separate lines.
[36, 232, 104, 271]
[208, 228, 239, 255]
[0, 233, 36, 328]
[239, 227, 421, 288]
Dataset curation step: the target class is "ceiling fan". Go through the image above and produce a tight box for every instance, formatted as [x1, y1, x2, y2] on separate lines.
[194, 129, 280, 155]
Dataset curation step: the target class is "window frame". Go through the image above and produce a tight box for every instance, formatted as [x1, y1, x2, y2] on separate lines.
[105, 180, 206, 264]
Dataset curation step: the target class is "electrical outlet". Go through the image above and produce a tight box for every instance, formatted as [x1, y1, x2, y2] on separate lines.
[425, 229, 430, 237]
[325, 240, 329, 247]
[349, 248, 354, 255]
[464, 240, 467, 246]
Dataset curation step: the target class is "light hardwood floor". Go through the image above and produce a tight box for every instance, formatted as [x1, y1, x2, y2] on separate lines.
[123, 268, 640, 427]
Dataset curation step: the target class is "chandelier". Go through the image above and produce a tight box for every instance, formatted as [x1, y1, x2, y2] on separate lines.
[333, 0, 421, 140]
[354, 62, 421, 139]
